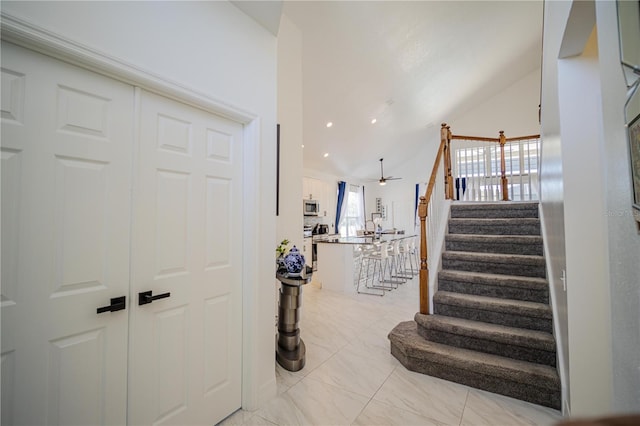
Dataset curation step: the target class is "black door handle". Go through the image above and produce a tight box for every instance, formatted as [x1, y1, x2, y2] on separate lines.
[138, 290, 171, 306]
[97, 296, 126, 314]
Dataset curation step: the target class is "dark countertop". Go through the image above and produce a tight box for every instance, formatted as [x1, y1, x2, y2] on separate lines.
[315, 234, 415, 245]
[311, 233, 339, 242]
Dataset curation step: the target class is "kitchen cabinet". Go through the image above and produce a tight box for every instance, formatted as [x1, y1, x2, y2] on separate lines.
[302, 177, 310, 201]
[302, 177, 323, 202]
[323, 181, 337, 226]
[303, 177, 337, 225]
[302, 237, 312, 263]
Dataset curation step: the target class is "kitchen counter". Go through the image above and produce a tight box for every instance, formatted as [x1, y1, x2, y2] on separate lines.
[314, 234, 415, 293]
[314, 236, 367, 244]
[315, 234, 414, 245]
[311, 233, 338, 242]
[315, 242, 357, 293]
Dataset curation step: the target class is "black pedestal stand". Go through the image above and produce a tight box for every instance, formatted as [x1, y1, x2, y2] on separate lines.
[275, 267, 312, 372]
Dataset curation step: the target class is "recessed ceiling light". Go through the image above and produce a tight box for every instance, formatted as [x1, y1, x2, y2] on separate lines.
[326, 122, 333, 128]
[371, 118, 377, 124]
[323, 153, 329, 158]
[301, 144, 305, 148]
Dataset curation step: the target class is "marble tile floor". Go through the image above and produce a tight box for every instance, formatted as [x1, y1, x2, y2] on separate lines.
[219, 275, 563, 426]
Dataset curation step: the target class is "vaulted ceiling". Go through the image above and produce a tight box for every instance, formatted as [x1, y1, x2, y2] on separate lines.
[280, 1, 543, 180]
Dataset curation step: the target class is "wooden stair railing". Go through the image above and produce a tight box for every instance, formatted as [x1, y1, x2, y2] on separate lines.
[418, 123, 541, 315]
[449, 132, 505, 200]
[418, 124, 449, 314]
[449, 131, 540, 202]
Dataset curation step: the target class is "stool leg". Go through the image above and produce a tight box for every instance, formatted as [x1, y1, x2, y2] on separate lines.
[356, 255, 384, 296]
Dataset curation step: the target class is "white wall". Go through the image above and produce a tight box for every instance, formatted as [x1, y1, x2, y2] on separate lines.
[448, 69, 542, 138]
[540, 0, 572, 414]
[2, 1, 277, 117]
[559, 27, 613, 416]
[359, 124, 443, 236]
[595, 1, 640, 412]
[541, 0, 640, 416]
[446, 69, 543, 203]
[277, 15, 304, 254]
[365, 181, 416, 233]
[302, 129, 445, 237]
[2, 0, 278, 410]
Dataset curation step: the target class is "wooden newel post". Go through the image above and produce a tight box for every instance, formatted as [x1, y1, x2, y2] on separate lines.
[441, 124, 449, 199]
[442, 124, 453, 200]
[447, 127, 454, 200]
[418, 196, 429, 315]
[499, 130, 509, 201]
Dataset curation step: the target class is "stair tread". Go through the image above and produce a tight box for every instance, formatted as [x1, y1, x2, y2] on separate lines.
[451, 202, 539, 209]
[439, 269, 548, 288]
[443, 250, 545, 264]
[389, 321, 560, 388]
[434, 291, 552, 318]
[416, 314, 556, 351]
[449, 217, 540, 224]
[445, 234, 544, 256]
[446, 234, 542, 242]
[449, 203, 539, 220]
[448, 217, 541, 236]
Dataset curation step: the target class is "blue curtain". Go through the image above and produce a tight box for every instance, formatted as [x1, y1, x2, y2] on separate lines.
[414, 183, 420, 228]
[335, 181, 346, 232]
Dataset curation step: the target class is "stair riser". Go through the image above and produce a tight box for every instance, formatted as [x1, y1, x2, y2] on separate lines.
[437, 279, 548, 303]
[416, 327, 556, 367]
[450, 208, 539, 219]
[449, 222, 540, 236]
[390, 343, 560, 409]
[445, 239, 543, 255]
[442, 258, 546, 278]
[434, 303, 553, 333]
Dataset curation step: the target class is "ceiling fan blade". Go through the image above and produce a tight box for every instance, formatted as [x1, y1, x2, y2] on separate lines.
[376, 158, 402, 183]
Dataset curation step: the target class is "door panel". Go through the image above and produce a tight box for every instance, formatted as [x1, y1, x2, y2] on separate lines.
[129, 90, 243, 425]
[47, 329, 106, 426]
[155, 170, 190, 277]
[1, 42, 243, 426]
[52, 156, 109, 295]
[0, 42, 133, 425]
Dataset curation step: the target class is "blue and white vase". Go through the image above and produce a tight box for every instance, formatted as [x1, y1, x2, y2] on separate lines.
[284, 246, 305, 275]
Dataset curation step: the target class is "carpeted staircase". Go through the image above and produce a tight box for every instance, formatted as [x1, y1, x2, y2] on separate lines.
[388, 201, 561, 409]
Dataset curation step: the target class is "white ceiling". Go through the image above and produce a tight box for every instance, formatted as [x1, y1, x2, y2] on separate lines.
[280, 0, 543, 181]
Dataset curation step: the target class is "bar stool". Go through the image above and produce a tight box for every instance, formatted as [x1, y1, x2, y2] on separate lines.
[388, 240, 409, 283]
[353, 243, 372, 289]
[400, 237, 418, 276]
[356, 241, 391, 295]
[411, 237, 420, 271]
[377, 241, 398, 290]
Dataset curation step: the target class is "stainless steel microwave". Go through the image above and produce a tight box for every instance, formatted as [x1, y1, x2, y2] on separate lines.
[303, 199, 319, 216]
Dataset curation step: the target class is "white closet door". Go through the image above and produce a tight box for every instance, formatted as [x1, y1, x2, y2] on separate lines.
[1, 42, 133, 426]
[129, 90, 243, 425]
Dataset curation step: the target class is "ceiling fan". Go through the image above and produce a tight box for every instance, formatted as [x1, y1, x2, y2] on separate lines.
[377, 158, 402, 185]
